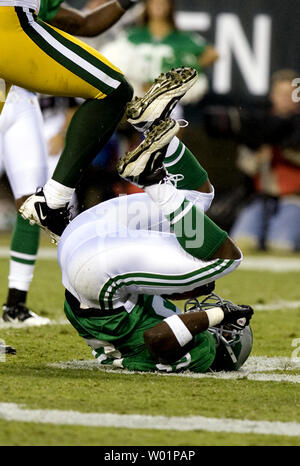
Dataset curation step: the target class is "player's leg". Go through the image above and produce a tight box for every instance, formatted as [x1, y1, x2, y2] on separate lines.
[59, 209, 241, 313]
[0, 10, 197, 243]
[116, 120, 251, 364]
[118, 119, 242, 263]
[60, 204, 252, 369]
[57, 147, 252, 367]
[163, 135, 211, 194]
[0, 7, 133, 240]
[1, 88, 50, 325]
[163, 132, 241, 261]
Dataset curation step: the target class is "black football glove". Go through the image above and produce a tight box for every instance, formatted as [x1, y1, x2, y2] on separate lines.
[221, 302, 254, 328]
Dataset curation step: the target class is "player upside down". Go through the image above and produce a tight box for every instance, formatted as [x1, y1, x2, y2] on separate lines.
[57, 118, 254, 373]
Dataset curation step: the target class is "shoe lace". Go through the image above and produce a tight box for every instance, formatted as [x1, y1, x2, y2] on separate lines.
[159, 173, 184, 188]
[177, 119, 189, 128]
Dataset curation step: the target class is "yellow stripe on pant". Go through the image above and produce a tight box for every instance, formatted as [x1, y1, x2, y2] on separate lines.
[0, 6, 124, 112]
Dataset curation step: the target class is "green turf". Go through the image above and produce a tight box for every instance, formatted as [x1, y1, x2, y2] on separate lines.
[1, 420, 299, 447]
[0, 240, 300, 446]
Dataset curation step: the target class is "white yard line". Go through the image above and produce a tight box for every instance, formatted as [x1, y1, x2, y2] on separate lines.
[244, 356, 300, 372]
[240, 257, 300, 272]
[253, 301, 300, 311]
[0, 318, 68, 329]
[0, 402, 299, 436]
[49, 356, 300, 385]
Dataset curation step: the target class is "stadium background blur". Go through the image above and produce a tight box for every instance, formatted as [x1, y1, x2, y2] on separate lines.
[1, 0, 300, 251]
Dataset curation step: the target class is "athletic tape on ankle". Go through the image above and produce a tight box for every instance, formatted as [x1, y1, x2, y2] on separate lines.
[205, 307, 224, 327]
[164, 315, 193, 347]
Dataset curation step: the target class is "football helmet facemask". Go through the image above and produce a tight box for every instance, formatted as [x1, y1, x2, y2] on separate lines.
[184, 293, 253, 371]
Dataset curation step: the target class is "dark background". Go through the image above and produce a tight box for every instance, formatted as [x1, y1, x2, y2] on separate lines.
[177, 0, 300, 101]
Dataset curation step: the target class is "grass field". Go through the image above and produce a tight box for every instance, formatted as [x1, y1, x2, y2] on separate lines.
[0, 232, 300, 447]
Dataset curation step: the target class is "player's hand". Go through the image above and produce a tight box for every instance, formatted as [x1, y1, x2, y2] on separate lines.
[221, 303, 254, 328]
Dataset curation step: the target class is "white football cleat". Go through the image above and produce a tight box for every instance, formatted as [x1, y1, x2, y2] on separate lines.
[126, 67, 198, 132]
[117, 119, 180, 187]
[19, 188, 70, 245]
[2, 303, 51, 327]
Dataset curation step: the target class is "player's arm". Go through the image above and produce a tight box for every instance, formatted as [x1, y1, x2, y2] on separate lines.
[144, 311, 211, 364]
[144, 303, 253, 364]
[50, 0, 137, 37]
[198, 45, 219, 68]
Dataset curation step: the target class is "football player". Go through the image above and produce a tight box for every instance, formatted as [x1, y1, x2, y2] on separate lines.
[0, 86, 51, 325]
[0, 0, 192, 325]
[0, 0, 138, 243]
[0, 0, 197, 325]
[0, 0, 138, 325]
[17, 4, 198, 242]
[57, 117, 254, 373]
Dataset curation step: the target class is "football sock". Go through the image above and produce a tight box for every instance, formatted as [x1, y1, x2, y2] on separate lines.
[6, 289, 27, 308]
[6, 214, 40, 299]
[145, 183, 227, 260]
[51, 80, 133, 189]
[43, 179, 75, 210]
[164, 137, 208, 189]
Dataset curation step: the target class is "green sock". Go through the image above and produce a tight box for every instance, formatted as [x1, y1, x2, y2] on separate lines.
[11, 214, 40, 258]
[166, 198, 228, 260]
[52, 80, 133, 187]
[164, 137, 208, 190]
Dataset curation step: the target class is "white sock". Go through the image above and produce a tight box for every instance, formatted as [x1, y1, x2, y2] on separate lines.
[8, 261, 34, 291]
[43, 179, 75, 209]
[165, 136, 180, 159]
[205, 307, 224, 327]
[145, 183, 185, 216]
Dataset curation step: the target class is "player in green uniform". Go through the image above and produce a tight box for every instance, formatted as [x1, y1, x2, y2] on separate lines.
[59, 117, 254, 374]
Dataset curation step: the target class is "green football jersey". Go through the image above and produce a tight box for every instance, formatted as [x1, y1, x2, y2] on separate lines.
[64, 293, 217, 373]
[126, 26, 208, 83]
[38, 0, 64, 22]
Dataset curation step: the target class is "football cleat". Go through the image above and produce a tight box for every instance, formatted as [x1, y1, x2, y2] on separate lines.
[2, 303, 51, 327]
[19, 188, 70, 245]
[126, 67, 198, 131]
[0, 343, 16, 355]
[117, 118, 180, 187]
